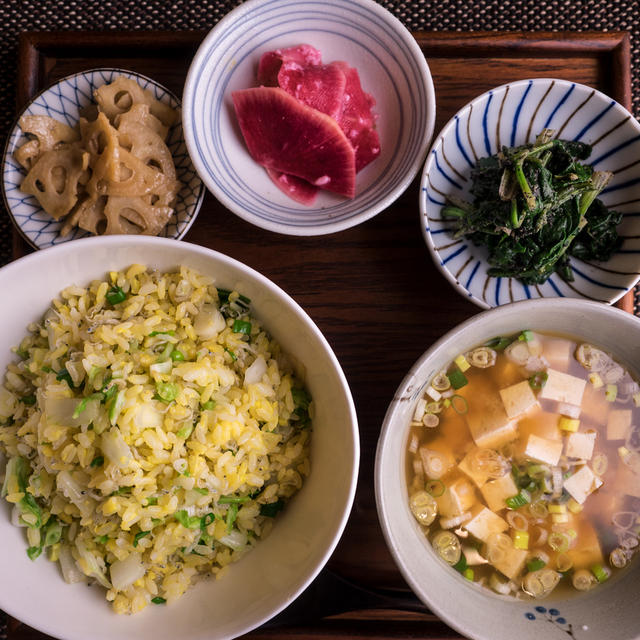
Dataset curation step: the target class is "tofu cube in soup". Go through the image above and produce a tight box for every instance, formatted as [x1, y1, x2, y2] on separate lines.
[464, 506, 508, 542]
[616, 462, 640, 499]
[518, 409, 563, 441]
[581, 383, 610, 425]
[458, 448, 491, 488]
[436, 476, 477, 517]
[480, 472, 518, 512]
[538, 369, 586, 406]
[492, 546, 529, 581]
[466, 393, 518, 449]
[564, 431, 596, 460]
[567, 521, 604, 570]
[607, 409, 632, 440]
[499, 380, 538, 419]
[523, 433, 563, 466]
[563, 465, 603, 504]
[542, 338, 572, 369]
[557, 403, 581, 419]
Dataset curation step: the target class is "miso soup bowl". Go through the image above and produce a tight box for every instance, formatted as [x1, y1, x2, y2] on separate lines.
[375, 298, 640, 640]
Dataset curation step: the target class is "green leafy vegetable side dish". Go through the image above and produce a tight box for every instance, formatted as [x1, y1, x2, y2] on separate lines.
[441, 129, 623, 285]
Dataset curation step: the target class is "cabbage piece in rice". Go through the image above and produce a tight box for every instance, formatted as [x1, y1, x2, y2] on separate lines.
[0, 265, 312, 614]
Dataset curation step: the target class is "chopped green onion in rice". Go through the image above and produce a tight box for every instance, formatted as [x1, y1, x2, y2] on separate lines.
[0, 265, 312, 614]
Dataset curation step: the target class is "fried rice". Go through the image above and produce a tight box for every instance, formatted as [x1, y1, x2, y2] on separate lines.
[0, 264, 312, 614]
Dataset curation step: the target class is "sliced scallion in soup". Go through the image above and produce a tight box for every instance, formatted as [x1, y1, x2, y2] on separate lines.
[406, 331, 640, 599]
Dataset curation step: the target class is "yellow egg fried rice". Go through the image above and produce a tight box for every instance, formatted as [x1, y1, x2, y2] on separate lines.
[0, 264, 312, 614]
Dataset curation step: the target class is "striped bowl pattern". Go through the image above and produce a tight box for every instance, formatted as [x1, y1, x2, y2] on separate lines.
[420, 78, 640, 309]
[2, 68, 205, 250]
[182, 0, 435, 236]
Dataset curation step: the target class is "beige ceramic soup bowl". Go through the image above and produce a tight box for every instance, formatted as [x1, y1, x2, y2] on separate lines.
[375, 299, 640, 640]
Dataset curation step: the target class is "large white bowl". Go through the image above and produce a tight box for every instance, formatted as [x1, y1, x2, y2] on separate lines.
[420, 78, 640, 308]
[375, 298, 640, 640]
[183, 0, 435, 236]
[0, 236, 359, 640]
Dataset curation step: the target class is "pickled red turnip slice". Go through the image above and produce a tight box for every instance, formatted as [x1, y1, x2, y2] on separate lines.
[334, 61, 381, 172]
[278, 61, 347, 121]
[266, 169, 319, 205]
[232, 87, 356, 199]
[257, 44, 323, 86]
[248, 44, 380, 202]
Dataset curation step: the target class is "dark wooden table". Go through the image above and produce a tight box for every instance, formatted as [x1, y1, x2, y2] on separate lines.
[7, 29, 633, 640]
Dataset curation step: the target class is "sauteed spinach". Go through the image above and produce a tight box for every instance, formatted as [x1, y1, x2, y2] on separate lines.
[442, 129, 623, 285]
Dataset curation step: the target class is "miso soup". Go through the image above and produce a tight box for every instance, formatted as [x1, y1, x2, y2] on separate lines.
[406, 331, 640, 599]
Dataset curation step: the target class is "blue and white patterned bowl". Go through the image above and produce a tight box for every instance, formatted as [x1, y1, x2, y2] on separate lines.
[420, 78, 640, 308]
[2, 68, 205, 250]
[183, 0, 435, 236]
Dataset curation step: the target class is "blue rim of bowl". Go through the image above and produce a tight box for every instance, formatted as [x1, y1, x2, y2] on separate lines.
[1, 67, 206, 250]
[419, 77, 640, 309]
[182, 0, 436, 236]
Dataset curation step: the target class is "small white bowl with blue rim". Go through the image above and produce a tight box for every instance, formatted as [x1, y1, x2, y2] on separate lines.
[182, 0, 435, 236]
[2, 68, 206, 250]
[420, 78, 640, 309]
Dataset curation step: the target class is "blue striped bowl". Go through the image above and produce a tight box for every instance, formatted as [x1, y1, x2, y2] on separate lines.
[183, 0, 435, 236]
[2, 68, 205, 250]
[420, 78, 640, 308]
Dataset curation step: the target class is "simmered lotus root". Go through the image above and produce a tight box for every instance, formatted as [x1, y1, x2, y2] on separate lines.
[81, 113, 121, 199]
[21, 148, 89, 219]
[61, 195, 108, 236]
[15, 115, 79, 170]
[103, 196, 173, 235]
[115, 104, 168, 141]
[99, 148, 179, 200]
[16, 75, 181, 237]
[79, 112, 120, 162]
[94, 76, 177, 128]
[14, 139, 41, 171]
[117, 113, 176, 180]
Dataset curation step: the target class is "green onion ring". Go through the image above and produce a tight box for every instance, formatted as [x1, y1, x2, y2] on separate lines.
[426, 479, 445, 498]
[548, 532, 569, 553]
[450, 394, 468, 415]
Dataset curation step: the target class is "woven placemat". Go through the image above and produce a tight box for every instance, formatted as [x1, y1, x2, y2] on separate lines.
[0, 1, 639, 637]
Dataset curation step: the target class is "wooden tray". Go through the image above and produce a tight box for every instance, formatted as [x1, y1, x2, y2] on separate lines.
[6, 29, 633, 640]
